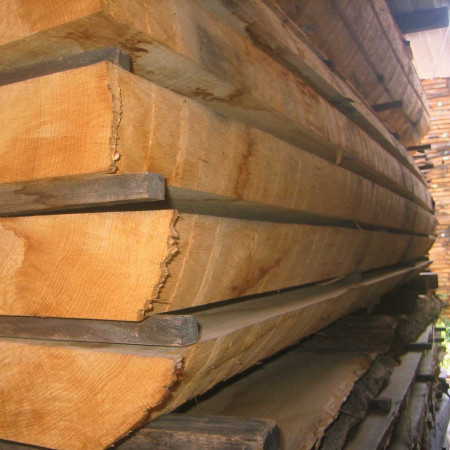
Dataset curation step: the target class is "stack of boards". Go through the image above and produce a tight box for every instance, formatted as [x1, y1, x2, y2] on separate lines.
[275, 0, 431, 146]
[0, 0, 436, 448]
[417, 78, 450, 297]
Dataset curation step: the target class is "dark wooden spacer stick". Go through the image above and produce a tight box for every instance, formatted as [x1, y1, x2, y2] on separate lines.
[0, 172, 165, 216]
[369, 397, 392, 413]
[118, 415, 280, 450]
[0, 314, 198, 347]
[404, 342, 433, 352]
[0, 47, 131, 86]
[372, 100, 403, 112]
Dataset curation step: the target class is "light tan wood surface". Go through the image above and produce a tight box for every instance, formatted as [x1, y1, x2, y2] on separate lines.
[0, 0, 432, 212]
[186, 350, 374, 450]
[198, 0, 425, 182]
[0, 210, 433, 320]
[0, 261, 428, 449]
[275, 0, 430, 146]
[0, 62, 435, 234]
[0, 340, 179, 450]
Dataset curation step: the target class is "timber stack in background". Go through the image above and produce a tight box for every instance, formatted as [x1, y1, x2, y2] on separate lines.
[274, 0, 431, 146]
[0, 0, 438, 449]
[413, 78, 450, 302]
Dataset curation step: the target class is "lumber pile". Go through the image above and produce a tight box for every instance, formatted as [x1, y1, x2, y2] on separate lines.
[273, 0, 431, 146]
[104, 288, 441, 450]
[0, 288, 444, 449]
[0, 1, 437, 448]
[412, 78, 450, 299]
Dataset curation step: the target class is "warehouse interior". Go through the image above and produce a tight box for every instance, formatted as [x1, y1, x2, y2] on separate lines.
[0, 1, 450, 449]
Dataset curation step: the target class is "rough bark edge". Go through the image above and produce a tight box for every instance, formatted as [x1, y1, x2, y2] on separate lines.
[107, 62, 122, 174]
[318, 355, 396, 450]
[142, 211, 180, 318]
[111, 356, 184, 449]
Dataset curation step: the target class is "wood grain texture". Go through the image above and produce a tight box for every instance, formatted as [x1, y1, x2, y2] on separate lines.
[0, 211, 434, 320]
[345, 327, 432, 449]
[0, 46, 130, 86]
[0, 0, 433, 212]
[0, 261, 428, 449]
[158, 260, 430, 418]
[0, 210, 178, 321]
[119, 415, 279, 450]
[297, 315, 397, 353]
[0, 61, 435, 233]
[345, 352, 423, 449]
[0, 340, 180, 449]
[0, 63, 118, 182]
[0, 172, 165, 216]
[185, 350, 373, 450]
[0, 314, 199, 347]
[197, 0, 425, 185]
[275, 0, 430, 147]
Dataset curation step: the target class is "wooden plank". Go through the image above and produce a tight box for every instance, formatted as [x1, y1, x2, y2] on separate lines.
[197, 0, 426, 186]
[0, 172, 164, 216]
[404, 275, 430, 294]
[408, 144, 432, 152]
[369, 397, 392, 412]
[389, 339, 438, 449]
[0, 46, 130, 86]
[0, 210, 434, 320]
[345, 327, 432, 449]
[320, 355, 396, 448]
[345, 352, 423, 449]
[394, 7, 449, 34]
[0, 61, 435, 233]
[0, 341, 182, 449]
[375, 288, 419, 314]
[298, 315, 397, 353]
[372, 100, 403, 112]
[119, 415, 279, 450]
[0, 314, 198, 347]
[405, 342, 433, 352]
[0, 261, 428, 449]
[421, 272, 439, 289]
[0, 0, 433, 213]
[275, 0, 429, 147]
[183, 351, 373, 450]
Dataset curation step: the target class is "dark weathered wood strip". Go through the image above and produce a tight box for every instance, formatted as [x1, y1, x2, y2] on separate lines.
[0, 172, 165, 216]
[0, 314, 198, 347]
[420, 272, 439, 289]
[408, 144, 432, 152]
[0, 47, 130, 86]
[118, 415, 280, 450]
[345, 351, 423, 449]
[372, 100, 403, 112]
[297, 315, 397, 353]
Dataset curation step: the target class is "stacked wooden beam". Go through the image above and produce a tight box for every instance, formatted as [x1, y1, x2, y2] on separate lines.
[0, 1, 436, 448]
[273, 0, 431, 146]
[411, 78, 450, 297]
[111, 289, 441, 450]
